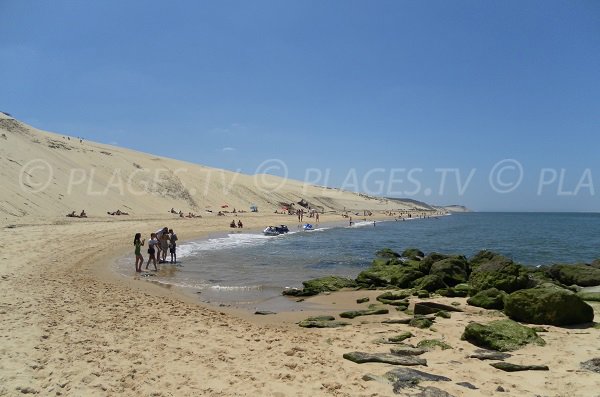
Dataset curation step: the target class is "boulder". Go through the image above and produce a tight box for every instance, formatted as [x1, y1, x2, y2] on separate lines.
[356, 261, 425, 288]
[343, 352, 426, 366]
[409, 318, 434, 329]
[462, 319, 545, 351]
[548, 264, 600, 287]
[414, 275, 448, 292]
[283, 276, 356, 296]
[390, 346, 427, 356]
[418, 252, 451, 274]
[376, 248, 401, 258]
[385, 368, 451, 392]
[469, 261, 529, 294]
[436, 283, 470, 297]
[504, 287, 594, 326]
[467, 288, 507, 310]
[430, 257, 470, 287]
[470, 250, 512, 269]
[388, 332, 414, 343]
[581, 358, 600, 373]
[402, 248, 425, 260]
[356, 297, 370, 304]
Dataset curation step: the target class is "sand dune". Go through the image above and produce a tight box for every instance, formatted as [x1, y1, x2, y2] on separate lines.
[0, 112, 429, 223]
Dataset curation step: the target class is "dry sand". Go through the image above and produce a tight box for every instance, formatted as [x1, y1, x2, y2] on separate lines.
[1, 115, 599, 396]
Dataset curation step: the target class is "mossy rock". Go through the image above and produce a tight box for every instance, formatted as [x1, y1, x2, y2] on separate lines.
[375, 248, 401, 258]
[436, 286, 469, 298]
[417, 339, 452, 351]
[470, 250, 513, 270]
[577, 292, 600, 301]
[415, 290, 430, 299]
[462, 319, 546, 351]
[469, 261, 529, 294]
[356, 263, 425, 289]
[504, 287, 594, 326]
[340, 308, 389, 319]
[417, 252, 451, 274]
[430, 257, 470, 287]
[305, 315, 336, 321]
[402, 248, 425, 260]
[377, 291, 412, 301]
[435, 311, 451, 319]
[467, 288, 507, 310]
[388, 332, 414, 343]
[414, 274, 448, 292]
[409, 317, 434, 329]
[548, 264, 600, 287]
[356, 297, 370, 304]
[283, 276, 357, 296]
[299, 320, 350, 328]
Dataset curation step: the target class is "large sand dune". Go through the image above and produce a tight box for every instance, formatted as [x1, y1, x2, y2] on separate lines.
[0, 112, 430, 224]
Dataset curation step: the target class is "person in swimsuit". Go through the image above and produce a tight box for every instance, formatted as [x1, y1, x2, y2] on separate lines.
[169, 229, 178, 264]
[146, 233, 158, 271]
[133, 233, 145, 272]
[159, 231, 170, 263]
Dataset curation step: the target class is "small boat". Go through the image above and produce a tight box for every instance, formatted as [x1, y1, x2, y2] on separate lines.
[263, 226, 280, 236]
[303, 223, 314, 231]
[275, 225, 289, 234]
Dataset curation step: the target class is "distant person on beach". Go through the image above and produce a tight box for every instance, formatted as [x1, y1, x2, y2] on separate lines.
[155, 227, 168, 261]
[237, 220, 243, 228]
[146, 233, 158, 271]
[169, 229, 178, 264]
[159, 230, 170, 263]
[349, 216, 353, 226]
[80, 210, 87, 218]
[230, 220, 237, 228]
[134, 233, 145, 272]
[315, 212, 320, 223]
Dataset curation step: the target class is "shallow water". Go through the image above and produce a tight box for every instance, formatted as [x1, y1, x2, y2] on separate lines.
[115, 212, 600, 311]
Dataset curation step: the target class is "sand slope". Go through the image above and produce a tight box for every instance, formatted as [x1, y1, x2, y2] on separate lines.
[0, 113, 430, 224]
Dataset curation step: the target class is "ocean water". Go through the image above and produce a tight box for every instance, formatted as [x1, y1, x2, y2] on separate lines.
[115, 212, 600, 310]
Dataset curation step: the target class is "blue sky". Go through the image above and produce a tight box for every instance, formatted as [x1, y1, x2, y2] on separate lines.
[1, 0, 599, 211]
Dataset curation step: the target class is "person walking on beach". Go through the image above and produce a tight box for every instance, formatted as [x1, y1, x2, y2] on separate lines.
[315, 212, 320, 224]
[155, 227, 168, 262]
[169, 229, 178, 264]
[146, 233, 158, 271]
[134, 233, 145, 272]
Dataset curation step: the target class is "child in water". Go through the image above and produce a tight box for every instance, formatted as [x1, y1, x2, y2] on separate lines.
[133, 233, 145, 272]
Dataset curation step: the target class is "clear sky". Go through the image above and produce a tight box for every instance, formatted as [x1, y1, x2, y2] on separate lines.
[1, 0, 599, 211]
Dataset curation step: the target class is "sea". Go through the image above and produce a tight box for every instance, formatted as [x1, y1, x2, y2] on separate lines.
[115, 212, 600, 311]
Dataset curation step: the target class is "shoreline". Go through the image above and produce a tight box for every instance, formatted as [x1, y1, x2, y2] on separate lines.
[3, 211, 599, 396]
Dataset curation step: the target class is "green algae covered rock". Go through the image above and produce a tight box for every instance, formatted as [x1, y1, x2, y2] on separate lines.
[409, 317, 434, 329]
[430, 257, 470, 287]
[467, 288, 507, 310]
[418, 252, 451, 274]
[402, 248, 425, 260]
[340, 308, 389, 319]
[504, 287, 594, 326]
[577, 291, 600, 301]
[414, 274, 448, 292]
[548, 264, 600, 287]
[469, 261, 529, 294]
[376, 248, 401, 258]
[417, 339, 452, 351]
[388, 332, 414, 343]
[283, 276, 357, 296]
[470, 250, 513, 269]
[462, 319, 546, 351]
[356, 265, 425, 289]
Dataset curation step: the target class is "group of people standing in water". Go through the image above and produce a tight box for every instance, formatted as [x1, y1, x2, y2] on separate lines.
[133, 227, 178, 272]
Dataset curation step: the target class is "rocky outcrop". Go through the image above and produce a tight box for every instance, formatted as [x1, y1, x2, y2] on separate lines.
[467, 288, 507, 310]
[548, 264, 600, 287]
[469, 260, 529, 294]
[462, 319, 545, 352]
[283, 276, 357, 296]
[504, 287, 594, 326]
[343, 352, 426, 366]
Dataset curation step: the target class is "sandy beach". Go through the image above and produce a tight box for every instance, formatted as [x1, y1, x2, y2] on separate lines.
[2, 115, 599, 396]
[1, 212, 599, 397]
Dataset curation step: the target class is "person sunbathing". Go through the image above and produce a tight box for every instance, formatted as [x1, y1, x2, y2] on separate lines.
[66, 211, 77, 217]
[80, 210, 87, 218]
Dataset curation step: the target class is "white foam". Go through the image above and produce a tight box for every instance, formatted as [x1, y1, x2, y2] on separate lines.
[177, 233, 272, 258]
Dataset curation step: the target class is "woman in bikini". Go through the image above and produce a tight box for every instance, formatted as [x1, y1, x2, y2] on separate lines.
[133, 233, 145, 272]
